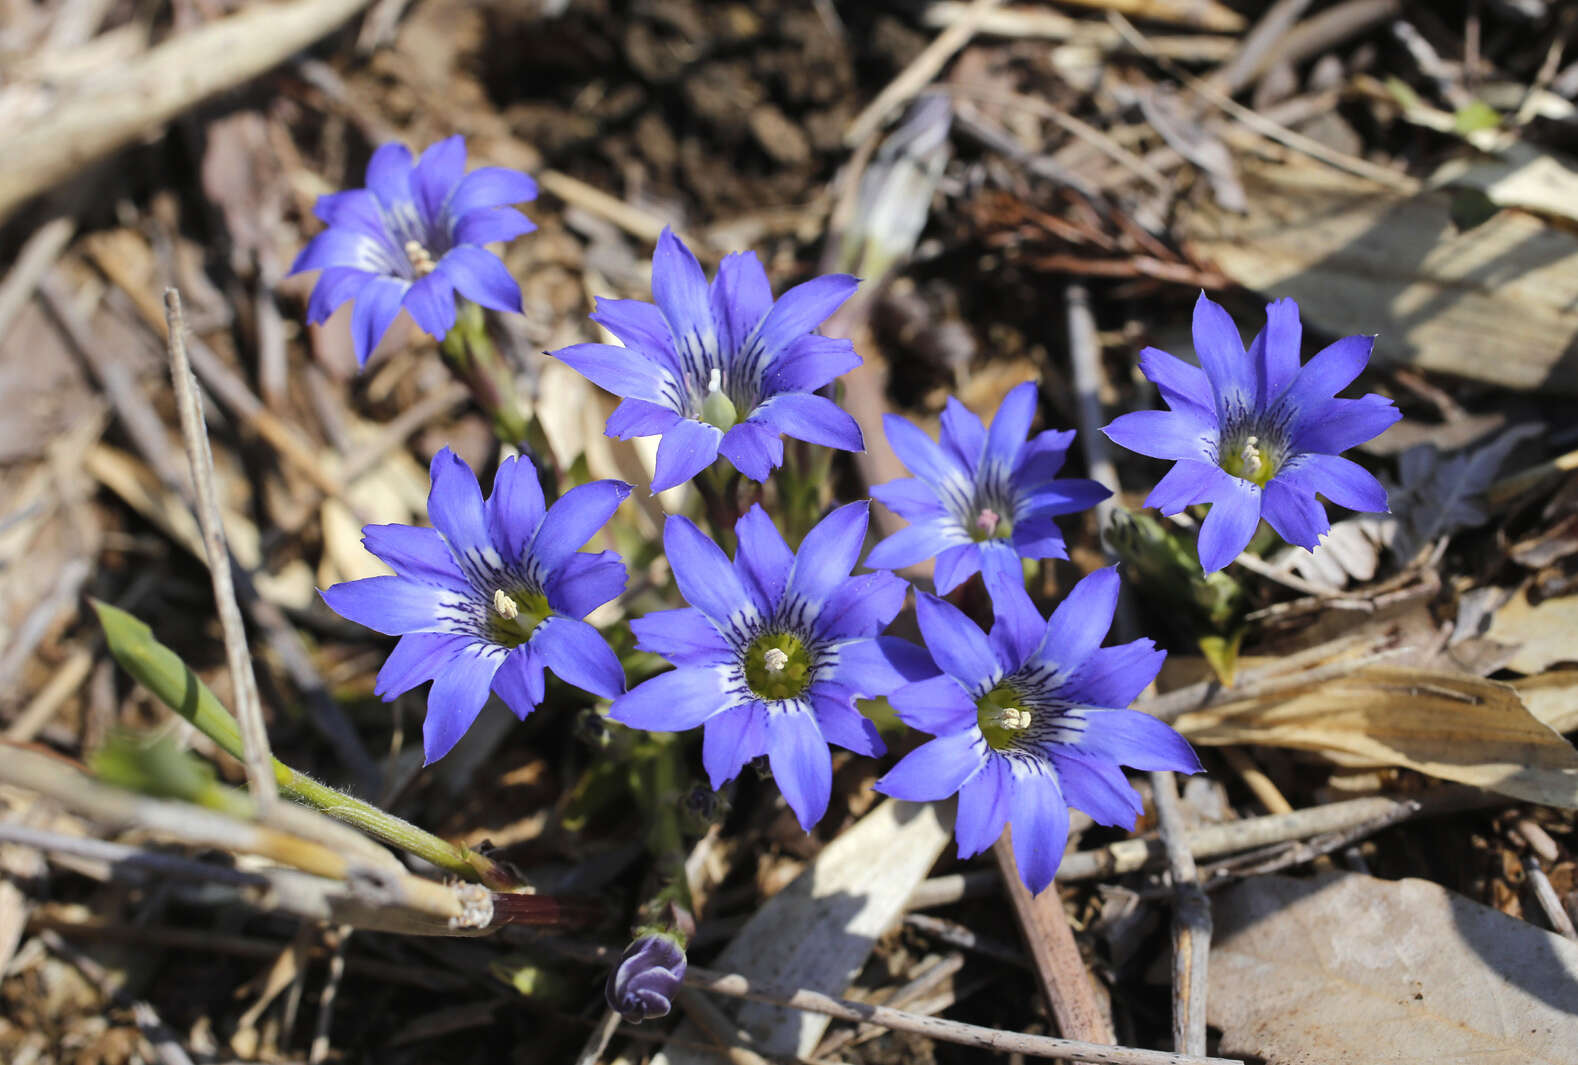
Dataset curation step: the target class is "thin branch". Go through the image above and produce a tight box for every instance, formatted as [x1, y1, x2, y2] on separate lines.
[309, 926, 352, 1064]
[163, 288, 276, 811]
[1150, 771, 1211, 1057]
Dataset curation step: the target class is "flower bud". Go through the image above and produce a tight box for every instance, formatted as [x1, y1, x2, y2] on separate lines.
[605, 933, 687, 1023]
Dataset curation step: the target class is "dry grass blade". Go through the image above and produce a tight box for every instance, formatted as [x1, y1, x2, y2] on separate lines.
[1151, 771, 1210, 1057]
[164, 288, 276, 810]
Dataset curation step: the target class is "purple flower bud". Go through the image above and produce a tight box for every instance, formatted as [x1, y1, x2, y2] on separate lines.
[605, 934, 686, 1023]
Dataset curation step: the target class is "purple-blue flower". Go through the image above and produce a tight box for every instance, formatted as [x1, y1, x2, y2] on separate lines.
[321, 448, 629, 764]
[610, 503, 932, 829]
[874, 567, 1201, 894]
[865, 382, 1111, 594]
[1102, 294, 1401, 573]
[606, 934, 687, 1023]
[291, 135, 537, 366]
[551, 229, 865, 492]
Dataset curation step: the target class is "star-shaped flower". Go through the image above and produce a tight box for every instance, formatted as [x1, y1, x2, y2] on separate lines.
[865, 381, 1110, 594]
[610, 503, 931, 829]
[322, 448, 628, 763]
[551, 229, 865, 492]
[291, 135, 537, 365]
[1102, 294, 1400, 572]
[874, 567, 1201, 894]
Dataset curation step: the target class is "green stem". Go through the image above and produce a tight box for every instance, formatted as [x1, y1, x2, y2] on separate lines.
[92, 601, 520, 890]
[440, 300, 558, 490]
[632, 736, 695, 942]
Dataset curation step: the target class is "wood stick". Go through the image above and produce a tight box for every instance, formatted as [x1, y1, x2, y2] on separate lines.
[0, 215, 75, 343]
[164, 288, 277, 811]
[0, 0, 377, 222]
[1150, 772, 1210, 1057]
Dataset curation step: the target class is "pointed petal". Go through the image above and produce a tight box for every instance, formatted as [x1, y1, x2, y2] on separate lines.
[305, 267, 372, 324]
[533, 615, 624, 697]
[984, 381, 1038, 469]
[491, 644, 546, 719]
[359, 524, 468, 590]
[750, 274, 857, 364]
[412, 134, 467, 224]
[761, 335, 860, 393]
[663, 516, 757, 635]
[811, 688, 886, 756]
[1261, 476, 1330, 550]
[709, 250, 773, 355]
[606, 398, 682, 439]
[1012, 428, 1076, 486]
[631, 607, 732, 667]
[609, 666, 732, 731]
[423, 644, 505, 763]
[439, 246, 522, 313]
[787, 502, 867, 612]
[766, 705, 833, 830]
[1191, 292, 1251, 413]
[1292, 394, 1401, 455]
[753, 393, 863, 453]
[1008, 768, 1070, 895]
[552, 342, 672, 404]
[485, 455, 545, 563]
[1253, 297, 1302, 408]
[375, 633, 470, 699]
[869, 477, 948, 522]
[1006, 516, 1070, 562]
[883, 413, 972, 508]
[1070, 708, 1203, 773]
[733, 504, 792, 614]
[546, 551, 626, 618]
[1282, 453, 1389, 514]
[701, 703, 768, 788]
[291, 228, 387, 273]
[1101, 409, 1215, 462]
[875, 730, 985, 801]
[954, 755, 1011, 857]
[653, 419, 723, 493]
[1137, 346, 1213, 420]
[1032, 567, 1119, 677]
[1143, 458, 1221, 515]
[1276, 333, 1374, 417]
[402, 270, 457, 339]
[829, 636, 939, 695]
[448, 166, 538, 216]
[320, 577, 462, 636]
[984, 564, 1042, 671]
[451, 207, 535, 246]
[915, 592, 999, 691]
[1064, 639, 1165, 709]
[719, 420, 784, 483]
[591, 297, 680, 377]
[651, 228, 716, 373]
[1197, 476, 1263, 573]
[426, 448, 492, 563]
[1049, 753, 1143, 828]
[864, 520, 965, 571]
[889, 674, 975, 735]
[312, 188, 388, 240]
[819, 571, 907, 640]
[528, 479, 631, 575]
[349, 276, 408, 367]
[939, 397, 987, 471]
[933, 542, 983, 595]
[364, 142, 415, 212]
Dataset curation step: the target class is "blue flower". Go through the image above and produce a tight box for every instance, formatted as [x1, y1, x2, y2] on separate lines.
[874, 567, 1201, 894]
[606, 933, 687, 1023]
[864, 381, 1111, 594]
[551, 229, 865, 492]
[321, 448, 629, 764]
[610, 503, 932, 829]
[291, 135, 537, 366]
[1102, 294, 1401, 573]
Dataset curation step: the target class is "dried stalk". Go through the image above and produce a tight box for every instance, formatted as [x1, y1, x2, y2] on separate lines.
[164, 288, 277, 810]
[1150, 771, 1210, 1057]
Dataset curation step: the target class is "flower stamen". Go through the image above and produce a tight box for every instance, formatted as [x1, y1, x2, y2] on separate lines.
[405, 239, 438, 277]
[493, 588, 520, 620]
[763, 647, 790, 673]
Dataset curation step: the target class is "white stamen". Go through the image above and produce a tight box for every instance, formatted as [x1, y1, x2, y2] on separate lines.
[707, 367, 722, 394]
[990, 706, 1030, 731]
[493, 589, 520, 620]
[763, 647, 790, 673]
[405, 239, 438, 277]
[1239, 435, 1264, 478]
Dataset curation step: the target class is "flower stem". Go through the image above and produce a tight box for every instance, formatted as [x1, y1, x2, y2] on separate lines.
[92, 600, 522, 890]
[440, 299, 558, 488]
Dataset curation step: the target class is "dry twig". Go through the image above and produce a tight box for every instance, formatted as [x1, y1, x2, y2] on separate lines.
[1150, 771, 1211, 1057]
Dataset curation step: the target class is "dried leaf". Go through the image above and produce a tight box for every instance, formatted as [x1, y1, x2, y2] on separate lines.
[1432, 142, 1578, 225]
[1486, 592, 1578, 674]
[1174, 665, 1578, 807]
[1274, 515, 1392, 590]
[1183, 158, 1578, 394]
[1210, 872, 1578, 1065]
[1515, 672, 1578, 735]
[1386, 424, 1542, 564]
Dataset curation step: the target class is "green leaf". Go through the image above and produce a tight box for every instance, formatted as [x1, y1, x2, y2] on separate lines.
[1198, 630, 1245, 686]
[1453, 100, 1501, 136]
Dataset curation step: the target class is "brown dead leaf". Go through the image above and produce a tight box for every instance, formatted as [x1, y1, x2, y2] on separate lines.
[1515, 672, 1578, 735]
[1174, 665, 1578, 807]
[1486, 592, 1578, 674]
[1183, 157, 1578, 394]
[1210, 872, 1578, 1065]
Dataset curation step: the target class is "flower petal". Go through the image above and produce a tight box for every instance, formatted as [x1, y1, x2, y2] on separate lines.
[485, 455, 545, 563]
[1276, 333, 1373, 416]
[753, 393, 863, 453]
[349, 276, 409, 367]
[412, 134, 467, 226]
[1063, 639, 1165, 709]
[452, 206, 535, 246]
[528, 479, 631, 575]
[1253, 297, 1302, 408]
[749, 274, 857, 365]
[401, 270, 457, 339]
[631, 607, 732, 667]
[719, 420, 784, 483]
[533, 615, 625, 698]
[1101, 409, 1215, 462]
[1143, 458, 1221, 515]
[883, 414, 972, 507]
[365, 142, 415, 212]
[702, 703, 768, 788]
[312, 188, 388, 240]
[875, 729, 985, 801]
[1007, 517, 1070, 562]
[426, 447, 492, 563]
[1261, 476, 1330, 550]
[915, 592, 1000, 691]
[424, 644, 505, 763]
[984, 381, 1038, 470]
[1291, 394, 1401, 455]
[1008, 767, 1070, 894]
[709, 250, 773, 356]
[439, 245, 522, 313]
[812, 689, 885, 757]
[651, 228, 716, 375]
[1191, 291, 1251, 413]
[606, 398, 682, 439]
[1012, 428, 1076, 487]
[448, 166, 538, 216]
[933, 542, 983, 595]
[553, 342, 673, 405]
[663, 515, 758, 636]
[765, 704, 833, 830]
[1031, 566, 1119, 677]
[889, 674, 976, 735]
[292, 228, 387, 274]
[546, 551, 627, 618]
[733, 504, 792, 614]
[761, 335, 860, 393]
[1069, 708, 1203, 774]
[610, 666, 732, 731]
[653, 419, 724, 493]
[786, 502, 867, 613]
[819, 571, 907, 640]
[953, 755, 1011, 857]
[1050, 752, 1143, 828]
[1281, 453, 1389, 514]
[1137, 346, 1213, 420]
[829, 636, 939, 695]
[870, 477, 948, 522]
[320, 577, 461, 636]
[864, 520, 965, 571]
[984, 564, 1042, 671]
[939, 397, 986, 471]
[359, 523, 468, 590]
[591, 297, 681, 377]
[1197, 475, 1263, 573]
[305, 267, 373, 325]
[491, 644, 546, 719]
[375, 632, 470, 699]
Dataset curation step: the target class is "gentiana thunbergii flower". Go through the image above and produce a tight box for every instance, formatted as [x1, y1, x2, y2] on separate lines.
[551, 228, 865, 492]
[865, 381, 1110, 594]
[605, 934, 686, 1023]
[321, 448, 629, 763]
[291, 135, 537, 365]
[874, 567, 1201, 894]
[610, 503, 932, 829]
[1102, 294, 1400, 573]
